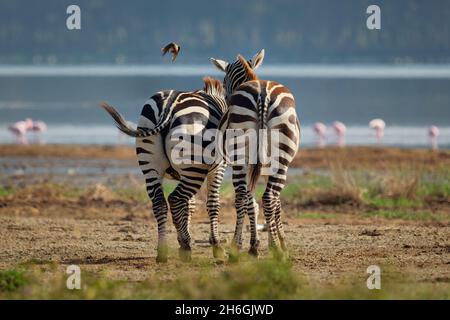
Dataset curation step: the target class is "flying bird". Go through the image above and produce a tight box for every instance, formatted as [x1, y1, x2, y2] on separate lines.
[161, 42, 181, 62]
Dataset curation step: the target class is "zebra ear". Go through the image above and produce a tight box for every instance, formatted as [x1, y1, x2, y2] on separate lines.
[210, 58, 228, 72]
[250, 49, 265, 69]
[237, 55, 258, 80]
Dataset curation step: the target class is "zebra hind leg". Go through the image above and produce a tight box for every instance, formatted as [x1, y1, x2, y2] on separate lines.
[262, 174, 288, 260]
[247, 193, 260, 257]
[168, 178, 204, 262]
[231, 166, 248, 249]
[147, 182, 169, 263]
[229, 165, 249, 262]
[274, 197, 287, 251]
[262, 189, 283, 259]
[206, 165, 226, 261]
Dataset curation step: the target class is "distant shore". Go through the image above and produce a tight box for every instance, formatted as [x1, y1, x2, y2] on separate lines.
[1, 144, 448, 170]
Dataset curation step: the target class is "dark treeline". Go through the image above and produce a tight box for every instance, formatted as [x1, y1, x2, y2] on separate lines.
[1, 0, 449, 64]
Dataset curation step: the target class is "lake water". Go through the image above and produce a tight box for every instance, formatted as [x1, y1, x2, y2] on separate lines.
[0, 64, 449, 148]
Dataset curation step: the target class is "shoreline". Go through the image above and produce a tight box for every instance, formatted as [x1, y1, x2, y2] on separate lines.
[1, 144, 449, 170]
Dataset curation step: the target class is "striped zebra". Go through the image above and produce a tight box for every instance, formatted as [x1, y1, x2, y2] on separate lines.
[211, 50, 301, 257]
[100, 77, 227, 263]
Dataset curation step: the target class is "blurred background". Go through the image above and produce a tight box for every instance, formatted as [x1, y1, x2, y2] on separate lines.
[0, 0, 449, 147]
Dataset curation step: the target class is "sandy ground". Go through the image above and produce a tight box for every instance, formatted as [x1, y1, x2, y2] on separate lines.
[0, 144, 449, 290]
[0, 208, 449, 285]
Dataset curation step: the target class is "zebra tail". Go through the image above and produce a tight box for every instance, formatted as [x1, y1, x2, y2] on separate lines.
[248, 162, 261, 193]
[100, 102, 170, 138]
[248, 105, 263, 193]
[248, 84, 269, 193]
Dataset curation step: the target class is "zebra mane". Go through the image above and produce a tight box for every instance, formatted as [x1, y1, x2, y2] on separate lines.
[237, 55, 259, 81]
[203, 76, 225, 98]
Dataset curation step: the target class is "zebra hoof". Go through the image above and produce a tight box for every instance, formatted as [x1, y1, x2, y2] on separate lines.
[228, 242, 242, 263]
[280, 239, 287, 252]
[248, 239, 260, 257]
[248, 246, 259, 257]
[156, 255, 168, 263]
[178, 248, 192, 262]
[156, 246, 168, 263]
[270, 248, 286, 261]
[228, 252, 240, 263]
[212, 245, 226, 261]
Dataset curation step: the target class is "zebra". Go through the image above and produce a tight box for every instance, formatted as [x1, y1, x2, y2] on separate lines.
[211, 49, 301, 257]
[100, 77, 227, 263]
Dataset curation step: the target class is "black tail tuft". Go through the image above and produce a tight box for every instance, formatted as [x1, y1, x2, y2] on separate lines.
[248, 163, 261, 193]
[99, 102, 140, 137]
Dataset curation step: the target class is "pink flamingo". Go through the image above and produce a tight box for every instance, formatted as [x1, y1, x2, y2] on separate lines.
[31, 120, 47, 132]
[30, 120, 47, 144]
[313, 122, 327, 147]
[428, 125, 440, 151]
[332, 121, 347, 147]
[8, 118, 34, 144]
[369, 119, 386, 144]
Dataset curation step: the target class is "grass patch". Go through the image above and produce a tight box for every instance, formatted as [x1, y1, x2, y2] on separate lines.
[61, 187, 85, 199]
[0, 269, 27, 292]
[366, 197, 422, 208]
[1, 260, 449, 299]
[363, 210, 448, 221]
[0, 186, 13, 197]
[296, 212, 338, 219]
[219, 182, 235, 198]
[284, 165, 449, 211]
[115, 187, 148, 203]
[281, 175, 333, 202]
[163, 181, 177, 197]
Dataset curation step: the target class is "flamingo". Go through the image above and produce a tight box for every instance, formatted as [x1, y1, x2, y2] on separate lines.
[369, 119, 386, 144]
[30, 120, 47, 144]
[428, 125, 440, 151]
[8, 118, 33, 144]
[332, 121, 347, 147]
[313, 122, 327, 147]
[31, 120, 47, 132]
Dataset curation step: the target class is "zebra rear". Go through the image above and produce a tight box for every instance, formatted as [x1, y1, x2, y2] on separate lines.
[100, 78, 228, 263]
[212, 50, 301, 257]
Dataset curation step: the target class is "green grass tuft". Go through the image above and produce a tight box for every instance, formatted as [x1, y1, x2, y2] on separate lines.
[363, 210, 448, 221]
[0, 270, 27, 292]
[0, 186, 13, 197]
[1, 260, 449, 299]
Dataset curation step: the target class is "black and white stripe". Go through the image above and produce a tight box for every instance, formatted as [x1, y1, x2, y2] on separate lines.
[101, 78, 227, 262]
[212, 50, 301, 256]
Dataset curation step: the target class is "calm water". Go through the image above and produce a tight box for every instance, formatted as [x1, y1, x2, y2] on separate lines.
[0, 64, 449, 147]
